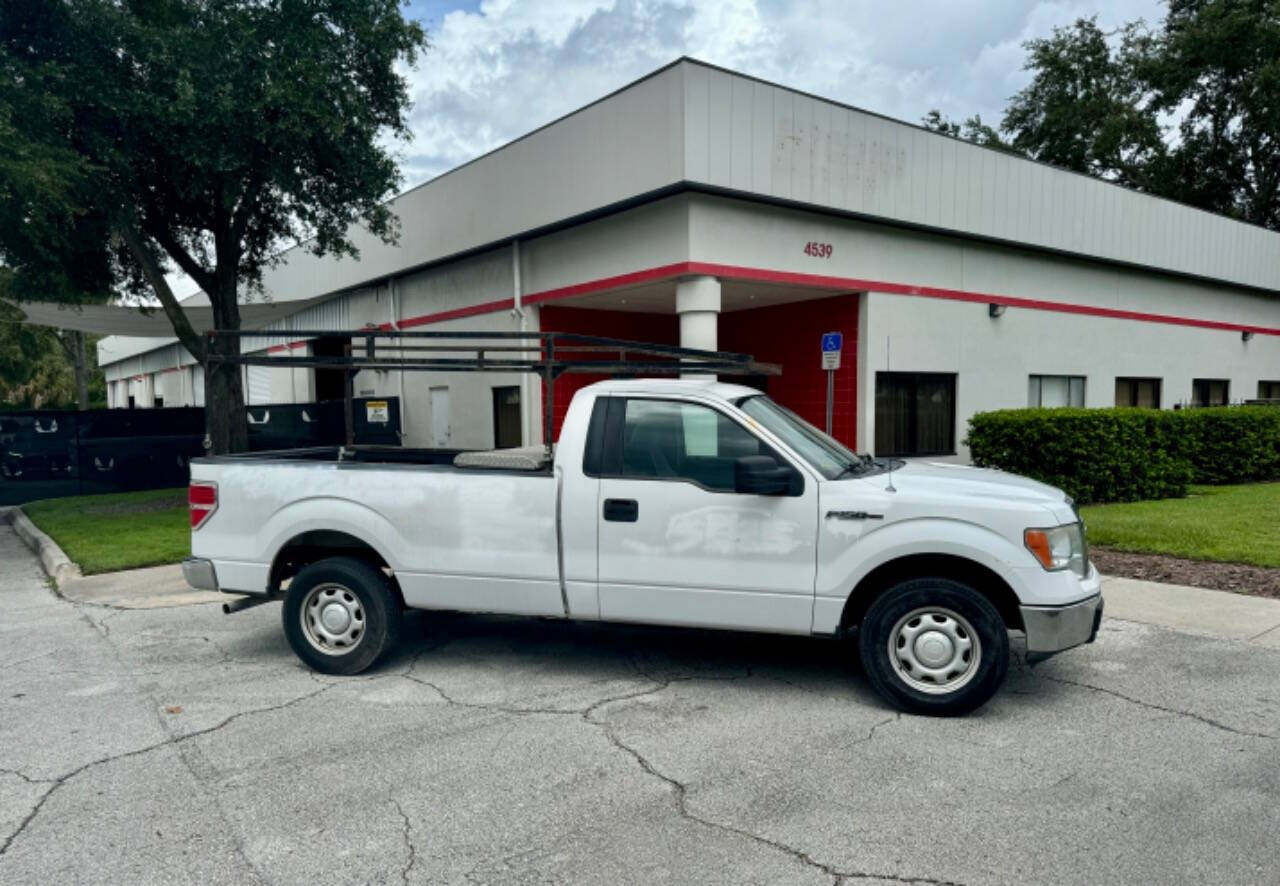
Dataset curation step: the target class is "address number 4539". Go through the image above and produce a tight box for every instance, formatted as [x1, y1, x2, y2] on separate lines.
[803, 241, 833, 258]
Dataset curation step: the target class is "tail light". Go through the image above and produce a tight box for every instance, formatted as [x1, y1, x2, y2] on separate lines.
[189, 481, 218, 530]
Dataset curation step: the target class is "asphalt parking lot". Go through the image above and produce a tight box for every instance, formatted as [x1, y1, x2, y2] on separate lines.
[2, 527, 1277, 885]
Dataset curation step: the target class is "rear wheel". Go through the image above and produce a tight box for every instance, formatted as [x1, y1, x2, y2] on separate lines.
[858, 577, 1008, 716]
[282, 557, 402, 675]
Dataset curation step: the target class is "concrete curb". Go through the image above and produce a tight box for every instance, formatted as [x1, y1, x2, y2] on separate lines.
[0, 506, 83, 588]
[1100, 574, 1280, 647]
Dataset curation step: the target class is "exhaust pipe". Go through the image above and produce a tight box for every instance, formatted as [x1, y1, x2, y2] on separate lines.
[222, 595, 272, 615]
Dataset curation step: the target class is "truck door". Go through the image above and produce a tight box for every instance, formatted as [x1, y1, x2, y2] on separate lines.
[594, 397, 818, 633]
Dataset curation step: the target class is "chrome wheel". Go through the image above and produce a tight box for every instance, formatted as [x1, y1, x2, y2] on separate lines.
[300, 582, 365, 655]
[887, 606, 981, 695]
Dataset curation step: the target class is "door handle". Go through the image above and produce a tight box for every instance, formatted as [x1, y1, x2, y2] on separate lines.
[603, 498, 638, 522]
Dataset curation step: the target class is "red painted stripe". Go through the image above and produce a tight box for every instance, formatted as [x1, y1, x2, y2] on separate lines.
[265, 340, 309, 354]
[394, 296, 515, 329]
[684, 262, 1280, 337]
[522, 262, 693, 307]
[387, 260, 1278, 336]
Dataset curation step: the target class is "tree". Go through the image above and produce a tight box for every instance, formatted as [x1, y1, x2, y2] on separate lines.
[0, 15, 112, 411]
[999, 18, 1168, 190]
[0, 299, 105, 409]
[920, 110, 1015, 152]
[931, 3, 1280, 232]
[0, 1, 426, 451]
[1141, 0, 1280, 228]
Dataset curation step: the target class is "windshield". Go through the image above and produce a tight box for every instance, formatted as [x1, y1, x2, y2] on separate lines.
[737, 395, 864, 480]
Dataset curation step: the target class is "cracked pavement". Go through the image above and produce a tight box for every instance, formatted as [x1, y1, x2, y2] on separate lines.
[2, 528, 1279, 885]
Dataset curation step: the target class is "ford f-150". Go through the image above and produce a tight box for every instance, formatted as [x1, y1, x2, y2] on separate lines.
[183, 378, 1103, 715]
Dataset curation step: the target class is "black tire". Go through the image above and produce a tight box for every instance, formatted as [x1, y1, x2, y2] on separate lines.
[282, 557, 403, 676]
[858, 577, 1009, 716]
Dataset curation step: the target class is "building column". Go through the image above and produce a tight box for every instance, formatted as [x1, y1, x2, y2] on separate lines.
[675, 276, 720, 376]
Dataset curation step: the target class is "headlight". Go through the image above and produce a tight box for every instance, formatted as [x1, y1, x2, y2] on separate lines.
[1025, 522, 1087, 577]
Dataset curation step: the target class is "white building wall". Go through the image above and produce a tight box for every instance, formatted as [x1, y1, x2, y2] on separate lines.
[684, 194, 1279, 458]
[99, 58, 1280, 373]
[520, 195, 691, 296]
[859, 292, 1280, 461]
[346, 305, 539, 450]
[155, 369, 183, 407]
[680, 62, 1280, 292]
[688, 195, 1280, 330]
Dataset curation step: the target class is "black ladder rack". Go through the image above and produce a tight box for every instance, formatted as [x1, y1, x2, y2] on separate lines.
[204, 329, 781, 451]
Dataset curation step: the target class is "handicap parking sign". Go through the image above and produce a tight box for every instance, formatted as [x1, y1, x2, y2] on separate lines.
[821, 332, 842, 369]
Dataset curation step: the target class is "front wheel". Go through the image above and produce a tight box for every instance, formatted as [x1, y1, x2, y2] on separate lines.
[282, 557, 402, 676]
[858, 578, 1009, 716]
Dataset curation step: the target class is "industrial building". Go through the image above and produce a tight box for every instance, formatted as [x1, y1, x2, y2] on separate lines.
[95, 58, 1280, 460]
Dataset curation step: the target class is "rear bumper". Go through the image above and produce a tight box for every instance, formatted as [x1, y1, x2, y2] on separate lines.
[181, 557, 219, 592]
[1021, 593, 1103, 661]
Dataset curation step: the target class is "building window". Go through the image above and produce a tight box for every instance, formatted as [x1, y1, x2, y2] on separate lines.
[1115, 377, 1161, 408]
[154, 396, 165, 408]
[1191, 378, 1229, 407]
[1259, 381, 1280, 401]
[492, 386, 522, 448]
[1029, 375, 1085, 408]
[875, 372, 957, 457]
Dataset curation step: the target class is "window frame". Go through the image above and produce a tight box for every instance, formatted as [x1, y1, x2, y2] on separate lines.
[1028, 374, 1085, 408]
[1258, 380, 1280, 401]
[1191, 378, 1230, 407]
[1114, 376, 1162, 408]
[584, 395, 804, 496]
[874, 371, 958, 458]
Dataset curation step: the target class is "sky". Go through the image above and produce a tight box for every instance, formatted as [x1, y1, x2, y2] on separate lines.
[394, 0, 1168, 187]
[162, 0, 1168, 300]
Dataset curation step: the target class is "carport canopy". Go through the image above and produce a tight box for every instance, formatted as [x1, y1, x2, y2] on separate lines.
[5, 296, 330, 337]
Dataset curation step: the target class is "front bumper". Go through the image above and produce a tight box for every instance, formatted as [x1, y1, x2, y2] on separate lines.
[181, 557, 220, 592]
[1020, 592, 1103, 661]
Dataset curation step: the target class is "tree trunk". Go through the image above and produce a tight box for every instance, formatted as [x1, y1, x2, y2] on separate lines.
[70, 330, 89, 410]
[203, 279, 249, 454]
[203, 353, 248, 454]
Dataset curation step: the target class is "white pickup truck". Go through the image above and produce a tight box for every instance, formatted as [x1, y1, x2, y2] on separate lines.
[183, 378, 1102, 715]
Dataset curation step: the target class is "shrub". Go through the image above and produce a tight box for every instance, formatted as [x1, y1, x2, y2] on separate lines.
[965, 408, 1192, 504]
[965, 406, 1280, 504]
[1176, 407, 1280, 485]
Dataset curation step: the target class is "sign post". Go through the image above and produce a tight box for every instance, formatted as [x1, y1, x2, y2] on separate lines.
[820, 332, 842, 436]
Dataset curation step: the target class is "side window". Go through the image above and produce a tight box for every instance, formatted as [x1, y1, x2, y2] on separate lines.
[619, 399, 769, 491]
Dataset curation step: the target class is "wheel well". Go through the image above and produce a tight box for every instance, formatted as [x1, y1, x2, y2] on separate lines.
[270, 530, 401, 603]
[839, 554, 1023, 633]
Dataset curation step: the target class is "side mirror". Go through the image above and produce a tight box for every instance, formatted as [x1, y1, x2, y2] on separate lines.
[735, 455, 792, 495]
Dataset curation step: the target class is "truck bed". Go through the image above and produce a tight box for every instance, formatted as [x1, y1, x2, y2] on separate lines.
[195, 445, 552, 472]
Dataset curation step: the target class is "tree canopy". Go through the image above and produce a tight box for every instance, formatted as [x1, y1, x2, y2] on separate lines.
[0, 0, 426, 449]
[923, 1, 1280, 232]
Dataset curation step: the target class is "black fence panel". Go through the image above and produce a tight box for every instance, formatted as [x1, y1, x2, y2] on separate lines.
[0, 410, 78, 484]
[0, 397, 400, 505]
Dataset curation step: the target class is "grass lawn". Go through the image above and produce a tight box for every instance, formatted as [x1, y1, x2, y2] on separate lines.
[1080, 482, 1280, 569]
[23, 488, 189, 575]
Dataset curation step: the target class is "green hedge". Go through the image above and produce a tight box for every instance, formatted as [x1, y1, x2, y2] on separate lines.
[965, 406, 1280, 504]
[1177, 407, 1280, 485]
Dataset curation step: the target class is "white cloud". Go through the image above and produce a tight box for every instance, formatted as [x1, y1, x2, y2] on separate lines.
[392, 0, 1167, 186]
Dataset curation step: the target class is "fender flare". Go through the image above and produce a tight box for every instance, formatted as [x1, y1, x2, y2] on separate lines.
[815, 518, 1036, 633]
[260, 497, 406, 578]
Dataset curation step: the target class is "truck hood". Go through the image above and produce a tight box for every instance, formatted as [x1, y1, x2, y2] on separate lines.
[869, 460, 1072, 513]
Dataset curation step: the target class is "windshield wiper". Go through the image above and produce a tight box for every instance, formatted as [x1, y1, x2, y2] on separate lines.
[834, 453, 876, 479]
